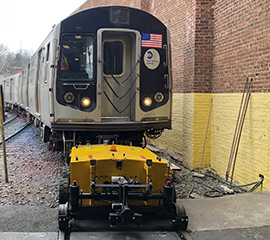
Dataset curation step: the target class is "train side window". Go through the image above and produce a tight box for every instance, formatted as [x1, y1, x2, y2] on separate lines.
[103, 41, 123, 75]
[46, 43, 50, 62]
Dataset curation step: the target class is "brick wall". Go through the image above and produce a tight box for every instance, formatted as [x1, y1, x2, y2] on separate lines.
[76, 0, 140, 10]
[213, 0, 270, 93]
[14, 68, 23, 75]
[194, 0, 214, 93]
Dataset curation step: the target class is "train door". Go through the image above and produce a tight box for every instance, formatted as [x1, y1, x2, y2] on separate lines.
[10, 78, 13, 103]
[4, 80, 9, 105]
[20, 72, 23, 105]
[26, 63, 30, 108]
[35, 49, 42, 114]
[98, 29, 140, 121]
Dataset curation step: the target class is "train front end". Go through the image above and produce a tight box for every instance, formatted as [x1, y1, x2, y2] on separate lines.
[52, 6, 172, 152]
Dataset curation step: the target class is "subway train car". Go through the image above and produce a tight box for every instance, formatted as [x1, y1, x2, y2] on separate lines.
[0, 6, 189, 230]
[2, 73, 20, 110]
[0, 6, 172, 158]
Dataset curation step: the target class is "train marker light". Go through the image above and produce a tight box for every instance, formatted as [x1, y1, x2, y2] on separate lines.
[64, 92, 75, 103]
[142, 97, 152, 107]
[81, 97, 91, 108]
[154, 92, 164, 103]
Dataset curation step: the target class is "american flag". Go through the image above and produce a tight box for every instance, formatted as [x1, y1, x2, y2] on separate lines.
[142, 33, 162, 49]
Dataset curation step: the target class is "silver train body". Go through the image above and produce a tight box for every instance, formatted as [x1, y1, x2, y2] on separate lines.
[0, 6, 172, 156]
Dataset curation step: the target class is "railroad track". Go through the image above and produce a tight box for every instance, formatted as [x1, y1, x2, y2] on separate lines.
[178, 230, 193, 240]
[58, 230, 193, 240]
[0, 116, 29, 144]
[4, 114, 17, 125]
[58, 231, 65, 240]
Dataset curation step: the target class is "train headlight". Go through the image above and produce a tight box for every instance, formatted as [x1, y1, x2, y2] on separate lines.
[81, 97, 91, 108]
[142, 97, 152, 107]
[154, 92, 164, 103]
[64, 92, 75, 103]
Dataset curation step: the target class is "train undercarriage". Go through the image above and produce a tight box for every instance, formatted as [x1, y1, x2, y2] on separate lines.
[49, 123, 167, 162]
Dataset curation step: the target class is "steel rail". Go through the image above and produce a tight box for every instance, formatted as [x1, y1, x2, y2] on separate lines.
[225, 77, 252, 182]
[4, 115, 17, 125]
[0, 121, 29, 145]
[58, 230, 65, 240]
[230, 85, 252, 185]
[225, 77, 249, 182]
[177, 230, 194, 240]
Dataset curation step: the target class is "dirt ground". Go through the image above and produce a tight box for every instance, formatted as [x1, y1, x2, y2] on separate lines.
[0, 124, 249, 208]
[0, 124, 65, 207]
[147, 144, 248, 199]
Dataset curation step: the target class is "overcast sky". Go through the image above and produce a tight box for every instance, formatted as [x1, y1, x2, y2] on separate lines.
[0, 0, 87, 53]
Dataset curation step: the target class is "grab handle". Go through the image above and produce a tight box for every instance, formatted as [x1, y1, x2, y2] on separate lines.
[164, 74, 169, 89]
[163, 44, 168, 67]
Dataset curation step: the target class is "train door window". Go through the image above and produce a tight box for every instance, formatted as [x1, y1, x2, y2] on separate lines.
[59, 35, 94, 80]
[45, 43, 50, 84]
[30, 62, 36, 84]
[103, 41, 123, 75]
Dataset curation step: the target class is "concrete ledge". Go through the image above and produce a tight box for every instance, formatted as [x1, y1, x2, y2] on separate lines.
[178, 191, 270, 232]
[0, 232, 58, 240]
[0, 206, 58, 232]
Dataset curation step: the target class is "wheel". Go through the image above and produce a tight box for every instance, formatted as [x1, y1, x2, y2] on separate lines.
[65, 153, 71, 164]
[59, 202, 69, 231]
[34, 118, 39, 127]
[61, 166, 70, 180]
[26, 113, 31, 124]
[172, 203, 188, 230]
[176, 204, 186, 216]
[59, 178, 69, 204]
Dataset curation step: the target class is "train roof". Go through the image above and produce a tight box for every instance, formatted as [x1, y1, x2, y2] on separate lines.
[66, 5, 164, 25]
[59, 5, 167, 38]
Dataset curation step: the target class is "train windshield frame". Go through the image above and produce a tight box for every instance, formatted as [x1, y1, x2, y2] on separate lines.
[58, 34, 94, 81]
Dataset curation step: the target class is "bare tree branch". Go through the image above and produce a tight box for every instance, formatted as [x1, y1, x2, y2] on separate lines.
[0, 44, 32, 75]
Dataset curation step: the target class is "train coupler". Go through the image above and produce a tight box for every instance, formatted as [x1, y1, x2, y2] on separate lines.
[110, 203, 143, 226]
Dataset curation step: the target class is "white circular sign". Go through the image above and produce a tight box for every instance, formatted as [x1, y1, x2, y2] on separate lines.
[143, 49, 160, 70]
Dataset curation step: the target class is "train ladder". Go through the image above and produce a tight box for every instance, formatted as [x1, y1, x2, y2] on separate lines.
[62, 131, 76, 162]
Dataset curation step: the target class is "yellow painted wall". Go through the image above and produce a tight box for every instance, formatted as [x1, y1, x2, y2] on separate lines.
[153, 92, 269, 190]
[182, 94, 194, 169]
[211, 93, 270, 190]
[153, 93, 184, 153]
[193, 94, 212, 169]
[153, 93, 212, 169]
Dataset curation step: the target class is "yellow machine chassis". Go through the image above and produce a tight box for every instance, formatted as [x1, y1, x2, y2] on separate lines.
[70, 144, 173, 206]
[58, 144, 188, 231]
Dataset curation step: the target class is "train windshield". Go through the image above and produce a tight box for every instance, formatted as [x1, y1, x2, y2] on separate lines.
[59, 35, 94, 80]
